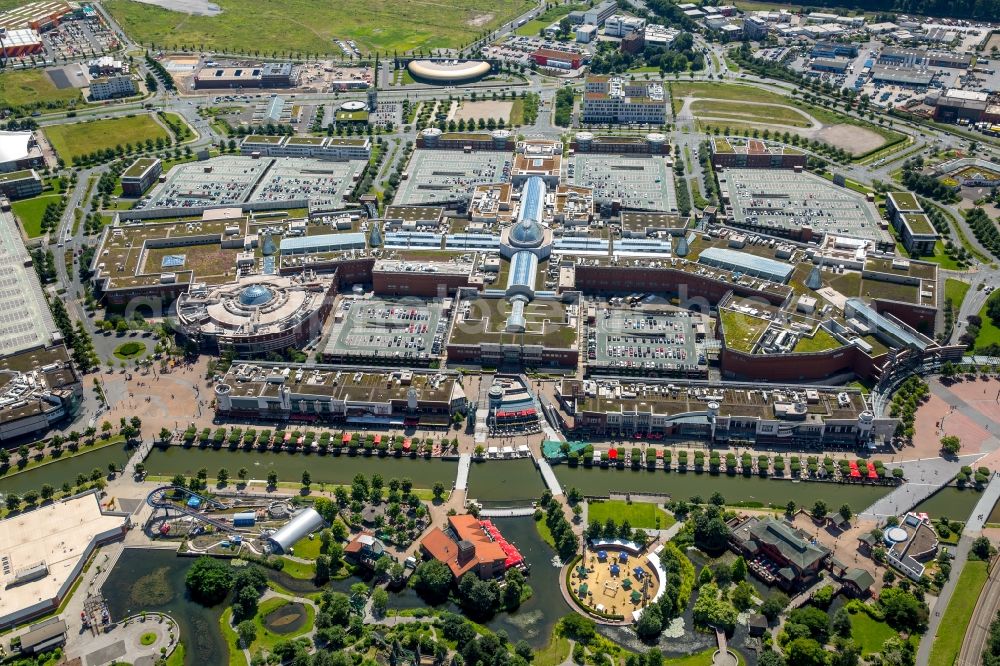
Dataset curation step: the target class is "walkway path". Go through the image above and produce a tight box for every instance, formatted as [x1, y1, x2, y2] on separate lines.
[455, 453, 471, 491]
[713, 629, 737, 666]
[860, 453, 984, 518]
[917, 475, 1000, 666]
[537, 458, 563, 497]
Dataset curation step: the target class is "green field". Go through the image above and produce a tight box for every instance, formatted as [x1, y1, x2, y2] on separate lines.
[670, 82, 793, 115]
[587, 500, 676, 530]
[44, 115, 169, 162]
[106, 0, 534, 55]
[11, 194, 61, 238]
[850, 611, 899, 655]
[689, 99, 813, 128]
[793, 327, 842, 353]
[945, 279, 971, 309]
[0, 69, 81, 108]
[514, 3, 584, 36]
[975, 295, 1000, 349]
[929, 560, 989, 666]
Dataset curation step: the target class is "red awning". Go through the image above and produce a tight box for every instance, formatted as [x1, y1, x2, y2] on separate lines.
[283, 433, 291, 442]
[402, 438, 411, 450]
[374, 434, 382, 445]
[608, 449, 618, 460]
[342, 433, 351, 444]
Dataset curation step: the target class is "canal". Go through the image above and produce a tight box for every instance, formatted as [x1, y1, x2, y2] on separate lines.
[553, 466, 894, 512]
[103, 548, 228, 666]
[144, 447, 458, 489]
[467, 459, 546, 504]
[0, 443, 132, 497]
[913, 486, 984, 522]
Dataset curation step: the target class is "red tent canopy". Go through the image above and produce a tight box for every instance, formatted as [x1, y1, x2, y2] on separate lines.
[608, 449, 618, 460]
[342, 433, 351, 444]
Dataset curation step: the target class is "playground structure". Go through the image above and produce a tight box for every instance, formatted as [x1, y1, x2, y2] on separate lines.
[568, 540, 663, 623]
[144, 486, 294, 553]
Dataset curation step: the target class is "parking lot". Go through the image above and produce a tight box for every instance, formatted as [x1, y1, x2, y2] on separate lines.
[393, 149, 511, 205]
[253, 157, 363, 208]
[586, 305, 707, 375]
[324, 296, 446, 362]
[719, 168, 886, 242]
[570, 154, 677, 212]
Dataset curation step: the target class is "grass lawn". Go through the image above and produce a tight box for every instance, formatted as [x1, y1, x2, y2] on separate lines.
[587, 500, 676, 530]
[535, 515, 556, 549]
[917, 241, 966, 271]
[106, 0, 533, 55]
[975, 295, 1000, 350]
[44, 115, 169, 162]
[278, 556, 316, 580]
[166, 643, 186, 666]
[219, 608, 248, 666]
[514, 3, 584, 36]
[719, 309, 770, 352]
[850, 611, 898, 655]
[10, 194, 61, 238]
[534, 632, 571, 666]
[252, 597, 315, 653]
[289, 535, 322, 560]
[510, 98, 525, 126]
[689, 99, 813, 128]
[793, 327, 842, 353]
[0, 69, 81, 108]
[929, 560, 989, 666]
[114, 341, 147, 360]
[945, 278, 971, 309]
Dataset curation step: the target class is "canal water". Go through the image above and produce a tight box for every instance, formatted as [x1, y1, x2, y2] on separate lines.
[144, 447, 458, 488]
[467, 459, 546, 504]
[0, 443, 132, 497]
[553, 466, 893, 512]
[103, 548, 228, 666]
[913, 486, 983, 522]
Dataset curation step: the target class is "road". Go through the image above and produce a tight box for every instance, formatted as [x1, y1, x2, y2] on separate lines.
[957, 557, 1000, 666]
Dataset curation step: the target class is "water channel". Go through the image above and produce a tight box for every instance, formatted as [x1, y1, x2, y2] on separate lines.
[913, 486, 984, 521]
[144, 446, 458, 488]
[553, 465, 894, 512]
[0, 442, 131, 497]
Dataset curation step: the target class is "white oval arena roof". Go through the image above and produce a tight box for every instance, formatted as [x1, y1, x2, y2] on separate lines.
[407, 60, 491, 82]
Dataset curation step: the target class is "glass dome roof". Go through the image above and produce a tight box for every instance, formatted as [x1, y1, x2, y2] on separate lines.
[239, 284, 274, 307]
[510, 218, 543, 247]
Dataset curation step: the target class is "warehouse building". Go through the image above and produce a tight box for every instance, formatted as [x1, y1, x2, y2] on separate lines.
[193, 62, 295, 89]
[0, 1, 73, 31]
[931, 88, 990, 123]
[0, 28, 43, 57]
[532, 47, 583, 70]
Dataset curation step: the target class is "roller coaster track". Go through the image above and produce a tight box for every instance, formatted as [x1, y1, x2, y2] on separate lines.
[145, 485, 234, 532]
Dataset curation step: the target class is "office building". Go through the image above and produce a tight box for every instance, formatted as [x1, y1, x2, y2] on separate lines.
[604, 14, 645, 37]
[581, 75, 667, 124]
[89, 74, 136, 100]
[120, 157, 162, 197]
[0, 168, 42, 200]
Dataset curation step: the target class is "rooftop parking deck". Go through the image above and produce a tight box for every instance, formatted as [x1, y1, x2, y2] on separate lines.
[394, 150, 512, 206]
[323, 296, 446, 362]
[720, 169, 886, 243]
[450, 297, 578, 348]
[569, 154, 676, 212]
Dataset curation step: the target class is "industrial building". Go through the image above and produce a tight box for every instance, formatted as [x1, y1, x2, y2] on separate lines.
[416, 128, 514, 151]
[931, 88, 991, 123]
[0, 491, 129, 628]
[214, 364, 467, 427]
[119, 157, 162, 197]
[0, 28, 43, 57]
[582, 75, 667, 125]
[0, 0, 73, 31]
[878, 47, 972, 69]
[557, 379, 898, 448]
[89, 74, 136, 101]
[811, 42, 858, 58]
[811, 57, 849, 73]
[193, 62, 295, 89]
[0, 168, 42, 200]
[266, 508, 325, 553]
[0, 131, 44, 173]
[532, 47, 583, 70]
[0, 208, 61, 355]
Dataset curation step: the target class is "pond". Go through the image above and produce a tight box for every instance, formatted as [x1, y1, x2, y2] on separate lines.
[913, 486, 983, 522]
[103, 548, 228, 666]
[263, 602, 309, 634]
[0, 442, 131, 497]
[553, 466, 892, 512]
[144, 446, 458, 489]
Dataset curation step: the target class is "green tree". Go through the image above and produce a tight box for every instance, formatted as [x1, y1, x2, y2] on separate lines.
[185, 556, 234, 605]
[236, 619, 256, 648]
[940, 435, 962, 456]
[972, 536, 993, 560]
[412, 559, 453, 604]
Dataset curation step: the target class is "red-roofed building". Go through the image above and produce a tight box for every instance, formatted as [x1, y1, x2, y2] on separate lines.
[532, 48, 582, 69]
[419, 514, 508, 579]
